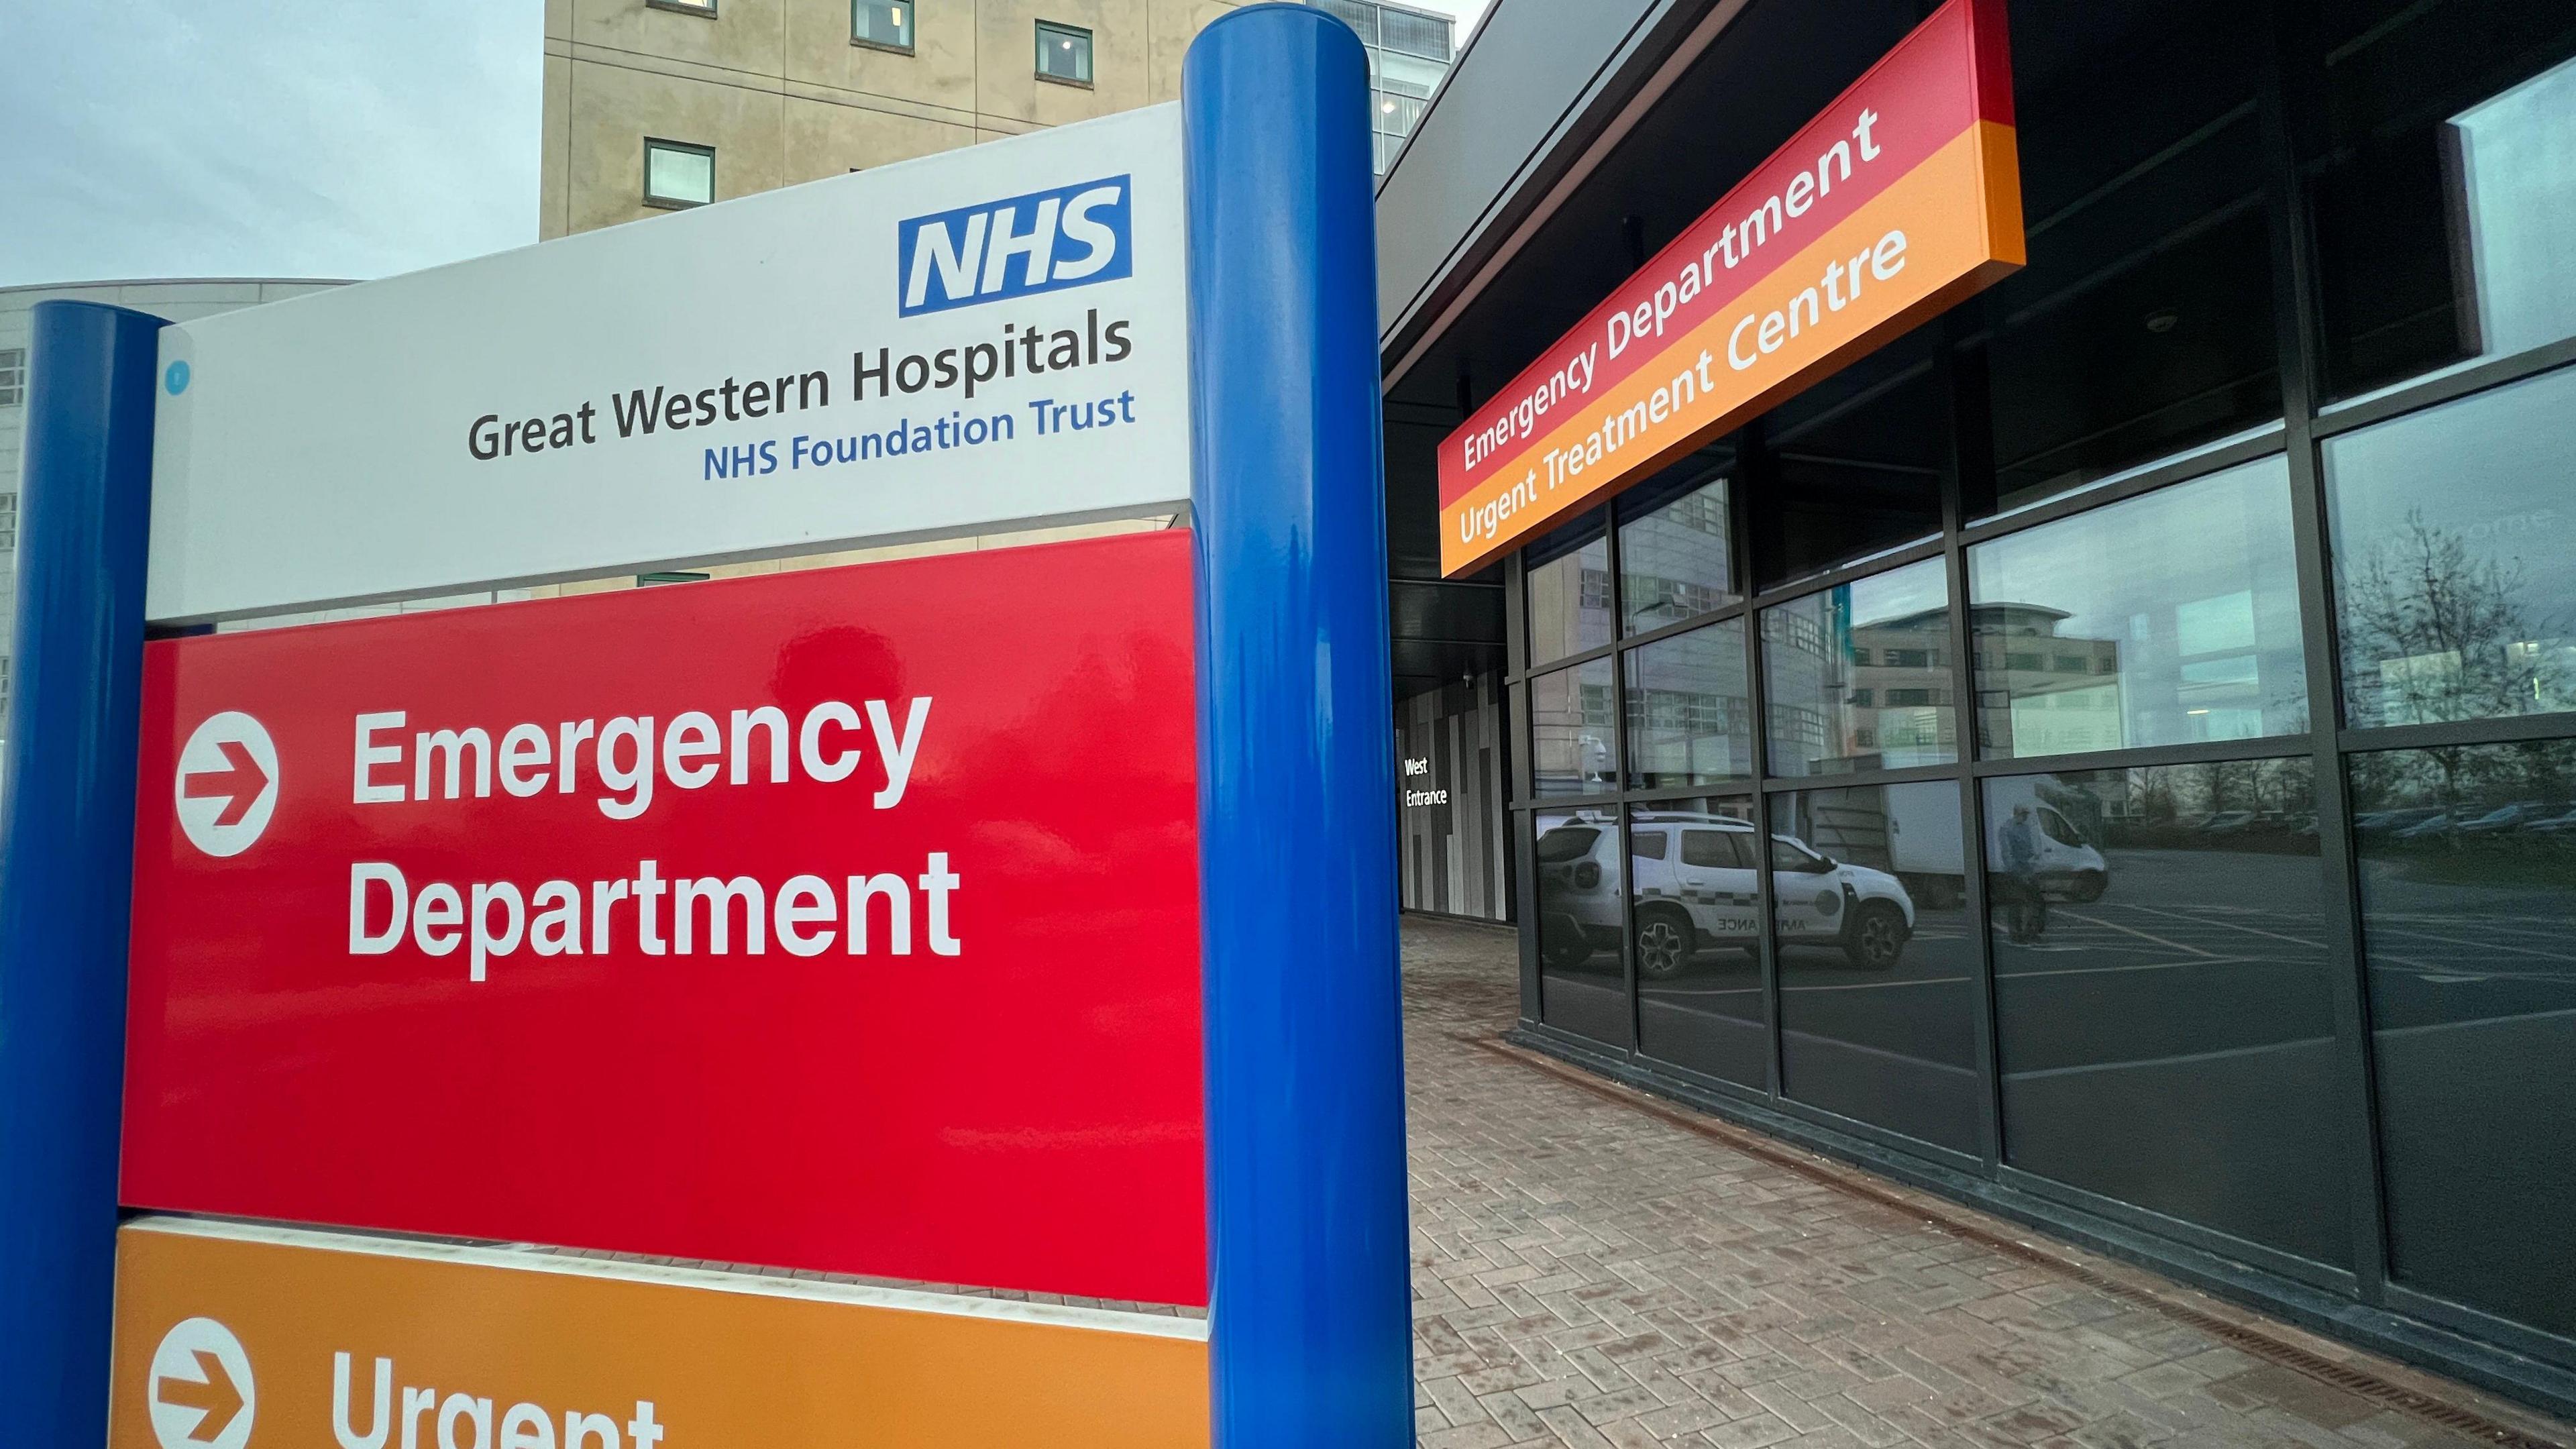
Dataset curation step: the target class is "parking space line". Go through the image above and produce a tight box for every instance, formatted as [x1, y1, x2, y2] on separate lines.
[2056, 908, 2222, 957]
[2125, 903, 2324, 951]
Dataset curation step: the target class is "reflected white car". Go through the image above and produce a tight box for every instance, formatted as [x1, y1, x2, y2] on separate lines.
[1627, 812, 1917, 974]
[1532, 814, 1625, 967]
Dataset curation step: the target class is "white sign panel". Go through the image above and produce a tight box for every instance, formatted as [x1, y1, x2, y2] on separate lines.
[147, 105, 1190, 623]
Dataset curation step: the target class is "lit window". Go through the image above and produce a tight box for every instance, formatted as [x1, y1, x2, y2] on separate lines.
[1036, 21, 1093, 87]
[0, 347, 23, 408]
[854, 0, 912, 52]
[643, 140, 716, 209]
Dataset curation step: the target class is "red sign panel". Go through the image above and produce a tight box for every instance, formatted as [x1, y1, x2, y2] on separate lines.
[122, 531, 1207, 1307]
[1436, 0, 2020, 574]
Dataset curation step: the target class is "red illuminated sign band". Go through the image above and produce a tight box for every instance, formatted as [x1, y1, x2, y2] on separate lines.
[1438, 0, 2023, 575]
[123, 532, 1209, 1308]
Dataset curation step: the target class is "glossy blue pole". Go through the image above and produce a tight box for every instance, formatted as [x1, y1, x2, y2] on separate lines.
[0, 301, 162, 1445]
[1184, 8, 1413, 1445]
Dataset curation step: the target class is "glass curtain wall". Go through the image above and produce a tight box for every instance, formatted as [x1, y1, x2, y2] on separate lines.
[1503, 0, 2576, 1371]
[1309, 0, 1456, 174]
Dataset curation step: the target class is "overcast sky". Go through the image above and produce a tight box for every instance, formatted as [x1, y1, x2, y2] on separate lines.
[1, 0, 1493, 291]
[0, 2, 544, 288]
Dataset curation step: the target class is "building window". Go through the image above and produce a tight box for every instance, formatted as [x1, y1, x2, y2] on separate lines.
[1532, 808, 1627, 1047]
[643, 140, 716, 209]
[1962, 8, 2281, 519]
[1035, 21, 1093, 87]
[0, 492, 16, 553]
[1967, 455, 2310, 759]
[1523, 512, 1611, 667]
[1988, 757, 2351, 1268]
[2328, 364, 2576, 731]
[645, 0, 716, 15]
[1320, 0, 1455, 175]
[2300, 13, 2576, 402]
[1762, 557, 1954, 777]
[2349, 738, 2576, 1334]
[1776, 780, 1980, 1154]
[0, 347, 23, 408]
[1623, 619, 1750, 790]
[1629, 797, 1764, 1083]
[1527, 657, 1616, 800]
[853, 0, 912, 52]
[1619, 472, 1735, 637]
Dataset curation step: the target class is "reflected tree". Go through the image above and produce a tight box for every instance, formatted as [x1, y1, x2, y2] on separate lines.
[2343, 508, 2570, 726]
[2343, 510, 2573, 818]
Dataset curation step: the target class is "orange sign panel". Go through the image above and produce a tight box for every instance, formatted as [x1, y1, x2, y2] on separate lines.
[1438, 0, 2023, 576]
[108, 1218, 1210, 1449]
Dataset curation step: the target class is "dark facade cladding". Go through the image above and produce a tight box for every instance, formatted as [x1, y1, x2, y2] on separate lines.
[1373, 0, 2576, 1417]
[1395, 673, 1511, 922]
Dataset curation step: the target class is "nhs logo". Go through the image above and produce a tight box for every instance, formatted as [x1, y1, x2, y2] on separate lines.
[898, 175, 1133, 317]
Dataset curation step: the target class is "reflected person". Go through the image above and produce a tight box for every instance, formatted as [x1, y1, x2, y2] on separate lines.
[2000, 804, 2050, 944]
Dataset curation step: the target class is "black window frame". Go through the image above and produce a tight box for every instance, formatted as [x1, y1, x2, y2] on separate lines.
[641, 138, 717, 211]
[851, 0, 915, 55]
[1493, 3, 2576, 1381]
[1034, 20, 1095, 89]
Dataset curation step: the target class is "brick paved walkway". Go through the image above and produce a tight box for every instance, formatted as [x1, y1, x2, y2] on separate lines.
[1398, 916, 2575, 1449]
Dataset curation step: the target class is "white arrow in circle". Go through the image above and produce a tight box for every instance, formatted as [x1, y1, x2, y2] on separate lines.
[148, 1316, 256, 1449]
[175, 712, 279, 859]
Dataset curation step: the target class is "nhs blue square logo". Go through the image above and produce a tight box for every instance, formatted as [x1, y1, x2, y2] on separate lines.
[898, 175, 1133, 317]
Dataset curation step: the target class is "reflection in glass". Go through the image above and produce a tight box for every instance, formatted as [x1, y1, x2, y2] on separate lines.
[2304, 5, 2576, 399]
[1525, 513, 1611, 667]
[1969, 458, 2308, 759]
[2350, 741, 2576, 1335]
[2328, 368, 2576, 729]
[1972, 0, 2279, 514]
[1762, 558, 1954, 777]
[1527, 658, 1616, 799]
[1534, 808, 1629, 1048]
[1624, 621, 1751, 790]
[1759, 335, 1947, 584]
[1630, 799, 1766, 1088]
[1770, 782, 1979, 1152]
[1620, 472, 1736, 636]
[1986, 759, 2350, 1266]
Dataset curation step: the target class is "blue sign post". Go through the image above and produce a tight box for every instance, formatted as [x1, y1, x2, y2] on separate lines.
[1186, 8, 1415, 1446]
[0, 300, 165, 1449]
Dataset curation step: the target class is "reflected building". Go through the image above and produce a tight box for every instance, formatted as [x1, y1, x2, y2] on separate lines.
[1970, 603, 2124, 757]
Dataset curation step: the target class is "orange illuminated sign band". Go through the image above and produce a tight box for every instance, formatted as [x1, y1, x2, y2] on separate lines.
[109, 1218, 1210, 1449]
[1438, 0, 2023, 576]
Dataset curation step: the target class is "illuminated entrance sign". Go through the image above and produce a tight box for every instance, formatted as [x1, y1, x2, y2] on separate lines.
[1436, 0, 2023, 576]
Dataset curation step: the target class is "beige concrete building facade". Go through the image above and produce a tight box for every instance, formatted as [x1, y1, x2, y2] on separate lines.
[540, 0, 1243, 240]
